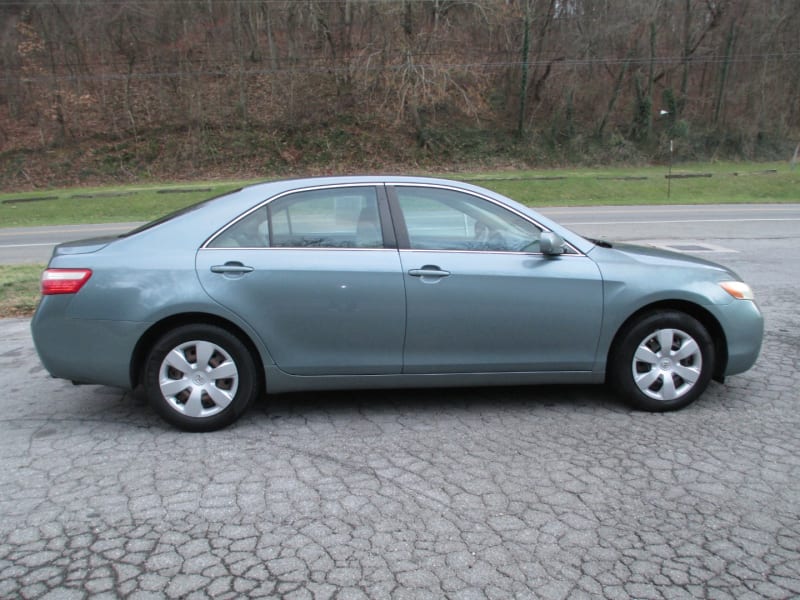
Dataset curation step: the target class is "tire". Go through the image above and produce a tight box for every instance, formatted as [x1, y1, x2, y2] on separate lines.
[609, 310, 715, 412]
[143, 324, 260, 432]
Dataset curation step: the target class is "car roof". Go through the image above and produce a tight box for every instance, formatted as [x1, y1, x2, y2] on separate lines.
[239, 175, 491, 195]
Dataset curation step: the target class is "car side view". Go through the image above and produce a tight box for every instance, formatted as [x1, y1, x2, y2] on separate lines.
[31, 177, 763, 431]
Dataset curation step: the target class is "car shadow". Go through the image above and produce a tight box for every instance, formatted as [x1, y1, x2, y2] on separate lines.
[65, 376, 746, 432]
[247, 384, 627, 424]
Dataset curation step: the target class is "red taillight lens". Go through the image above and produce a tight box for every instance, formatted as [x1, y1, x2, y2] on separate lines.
[41, 269, 93, 295]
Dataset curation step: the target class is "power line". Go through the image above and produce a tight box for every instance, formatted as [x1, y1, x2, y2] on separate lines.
[5, 50, 800, 73]
[3, 51, 799, 85]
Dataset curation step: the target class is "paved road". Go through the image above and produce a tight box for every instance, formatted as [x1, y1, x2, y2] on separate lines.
[2, 204, 799, 264]
[1, 207, 799, 598]
[544, 203, 800, 241]
[0, 223, 144, 264]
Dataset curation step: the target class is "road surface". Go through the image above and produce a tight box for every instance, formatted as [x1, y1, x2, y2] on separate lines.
[2, 203, 799, 264]
[1, 204, 798, 598]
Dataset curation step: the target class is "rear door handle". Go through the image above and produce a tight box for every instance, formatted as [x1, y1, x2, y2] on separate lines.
[210, 262, 254, 275]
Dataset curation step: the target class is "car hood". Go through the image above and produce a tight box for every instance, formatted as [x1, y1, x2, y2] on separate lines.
[52, 235, 117, 257]
[593, 241, 737, 276]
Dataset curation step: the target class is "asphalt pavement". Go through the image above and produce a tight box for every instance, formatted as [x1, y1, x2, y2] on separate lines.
[1, 205, 799, 598]
[0, 223, 144, 264]
[2, 204, 800, 264]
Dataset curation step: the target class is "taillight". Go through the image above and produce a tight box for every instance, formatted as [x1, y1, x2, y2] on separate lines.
[41, 269, 93, 295]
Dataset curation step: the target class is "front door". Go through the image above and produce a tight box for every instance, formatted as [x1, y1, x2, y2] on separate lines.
[390, 185, 603, 374]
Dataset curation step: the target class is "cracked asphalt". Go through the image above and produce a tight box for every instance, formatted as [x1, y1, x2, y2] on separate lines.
[1, 209, 799, 599]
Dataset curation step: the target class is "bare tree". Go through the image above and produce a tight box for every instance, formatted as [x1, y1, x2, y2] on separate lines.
[1, 0, 797, 175]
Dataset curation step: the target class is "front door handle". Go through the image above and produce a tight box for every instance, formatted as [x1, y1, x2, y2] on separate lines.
[409, 265, 451, 278]
[210, 262, 254, 275]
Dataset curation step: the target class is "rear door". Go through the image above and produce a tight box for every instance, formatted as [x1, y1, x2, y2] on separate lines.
[197, 185, 406, 375]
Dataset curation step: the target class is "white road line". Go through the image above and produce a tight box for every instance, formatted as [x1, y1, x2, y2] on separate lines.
[542, 205, 800, 213]
[564, 218, 800, 225]
[0, 226, 133, 238]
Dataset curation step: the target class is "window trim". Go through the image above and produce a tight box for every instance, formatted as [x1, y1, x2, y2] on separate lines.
[201, 183, 396, 251]
[386, 183, 583, 256]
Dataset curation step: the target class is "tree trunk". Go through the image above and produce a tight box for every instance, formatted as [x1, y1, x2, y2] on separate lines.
[516, 0, 531, 137]
[713, 20, 736, 126]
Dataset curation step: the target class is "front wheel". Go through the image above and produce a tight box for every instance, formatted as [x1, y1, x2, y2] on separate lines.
[609, 311, 715, 412]
[143, 324, 260, 431]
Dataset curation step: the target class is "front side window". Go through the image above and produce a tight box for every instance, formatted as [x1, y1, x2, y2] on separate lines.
[209, 186, 383, 249]
[394, 186, 542, 252]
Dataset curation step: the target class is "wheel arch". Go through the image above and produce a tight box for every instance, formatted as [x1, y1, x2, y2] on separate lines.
[607, 300, 728, 382]
[130, 312, 266, 390]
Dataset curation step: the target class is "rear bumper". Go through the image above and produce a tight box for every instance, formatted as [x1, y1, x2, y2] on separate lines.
[31, 296, 147, 389]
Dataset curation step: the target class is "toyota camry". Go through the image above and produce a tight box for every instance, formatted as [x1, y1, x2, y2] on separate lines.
[31, 177, 763, 431]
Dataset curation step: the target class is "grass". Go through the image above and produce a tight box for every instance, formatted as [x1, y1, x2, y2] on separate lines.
[1, 162, 798, 228]
[458, 161, 799, 206]
[0, 264, 43, 317]
[0, 181, 248, 228]
[1, 161, 797, 318]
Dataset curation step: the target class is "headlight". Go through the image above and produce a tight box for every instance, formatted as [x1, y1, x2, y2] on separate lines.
[720, 281, 755, 300]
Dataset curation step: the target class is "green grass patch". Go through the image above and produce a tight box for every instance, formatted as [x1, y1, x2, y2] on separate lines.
[0, 264, 44, 317]
[457, 161, 800, 206]
[1, 162, 798, 228]
[0, 181, 248, 228]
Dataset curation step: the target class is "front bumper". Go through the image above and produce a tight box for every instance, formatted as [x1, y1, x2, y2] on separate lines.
[717, 298, 764, 376]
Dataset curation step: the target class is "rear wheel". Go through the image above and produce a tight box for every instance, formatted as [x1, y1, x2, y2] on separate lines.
[143, 324, 260, 431]
[610, 311, 714, 412]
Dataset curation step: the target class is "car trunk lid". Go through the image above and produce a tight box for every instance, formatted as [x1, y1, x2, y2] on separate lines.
[51, 236, 117, 258]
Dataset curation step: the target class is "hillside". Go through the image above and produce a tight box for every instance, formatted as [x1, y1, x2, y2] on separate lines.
[2, 1, 798, 189]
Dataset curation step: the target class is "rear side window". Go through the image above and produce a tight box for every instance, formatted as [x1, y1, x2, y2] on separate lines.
[208, 186, 384, 249]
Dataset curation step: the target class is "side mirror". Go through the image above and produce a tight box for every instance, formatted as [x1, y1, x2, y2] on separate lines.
[539, 231, 566, 255]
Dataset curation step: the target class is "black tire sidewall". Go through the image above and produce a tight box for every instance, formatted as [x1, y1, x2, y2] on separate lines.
[143, 324, 259, 432]
[610, 311, 715, 412]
